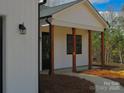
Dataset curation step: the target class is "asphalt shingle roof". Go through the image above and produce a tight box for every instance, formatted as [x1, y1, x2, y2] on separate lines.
[40, 0, 83, 18]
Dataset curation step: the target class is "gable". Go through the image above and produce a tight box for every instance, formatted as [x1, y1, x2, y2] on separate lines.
[52, 1, 107, 31]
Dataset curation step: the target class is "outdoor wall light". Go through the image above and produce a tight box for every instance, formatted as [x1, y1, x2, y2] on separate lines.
[19, 23, 27, 35]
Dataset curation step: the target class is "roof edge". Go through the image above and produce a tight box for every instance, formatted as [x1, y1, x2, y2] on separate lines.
[85, 0, 109, 28]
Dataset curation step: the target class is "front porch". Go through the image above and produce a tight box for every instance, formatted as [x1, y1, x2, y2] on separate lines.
[40, 0, 108, 75]
[41, 25, 105, 75]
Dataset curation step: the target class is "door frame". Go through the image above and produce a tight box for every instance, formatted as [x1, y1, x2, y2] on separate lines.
[42, 32, 50, 70]
[0, 16, 3, 93]
[38, 1, 47, 93]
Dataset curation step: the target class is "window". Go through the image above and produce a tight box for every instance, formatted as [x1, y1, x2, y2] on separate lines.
[67, 34, 82, 54]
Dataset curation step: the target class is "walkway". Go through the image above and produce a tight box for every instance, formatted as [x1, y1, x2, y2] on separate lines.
[55, 70, 124, 93]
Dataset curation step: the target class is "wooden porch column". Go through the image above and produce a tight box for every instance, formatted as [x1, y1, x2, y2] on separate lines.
[72, 28, 77, 72]
[88, 30, 92, 69]
[101, 32, 105, 66]
[49, 25, 54, 75]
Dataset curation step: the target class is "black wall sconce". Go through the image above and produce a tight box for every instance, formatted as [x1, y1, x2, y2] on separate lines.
[19, 23, 27, 35]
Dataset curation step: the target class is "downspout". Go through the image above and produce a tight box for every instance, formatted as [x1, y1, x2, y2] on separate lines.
[38, 1, 47, 93]
[45, 17, 52, 29]
[45, 17, 53, 75]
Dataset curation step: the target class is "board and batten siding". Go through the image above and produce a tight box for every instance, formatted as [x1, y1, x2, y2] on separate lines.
[0, 0, 38, 93]
[41, 26, 88, 70]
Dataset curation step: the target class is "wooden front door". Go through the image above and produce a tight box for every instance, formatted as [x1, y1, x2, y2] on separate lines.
[0, 17, 3, 93]
[42, 32, 50, 70]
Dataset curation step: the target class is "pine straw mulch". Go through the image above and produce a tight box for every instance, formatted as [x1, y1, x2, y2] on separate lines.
[40, 74, 95, 93]
[82, 69, 124, 87]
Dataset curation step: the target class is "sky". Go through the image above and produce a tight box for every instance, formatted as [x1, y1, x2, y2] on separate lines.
[90, 0, 124, 11]
[39, 0, 124, 11]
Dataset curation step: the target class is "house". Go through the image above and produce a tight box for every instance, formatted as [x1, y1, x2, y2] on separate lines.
[40, 0, 108, 74]
[0, 0, 108, 93]
[0, 0, 38, 93]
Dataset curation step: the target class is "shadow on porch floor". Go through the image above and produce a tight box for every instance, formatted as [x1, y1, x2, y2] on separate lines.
[41, 65, 101, 74]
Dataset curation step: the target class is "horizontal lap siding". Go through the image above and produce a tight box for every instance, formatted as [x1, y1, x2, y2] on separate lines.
[41, 26, 88, 69]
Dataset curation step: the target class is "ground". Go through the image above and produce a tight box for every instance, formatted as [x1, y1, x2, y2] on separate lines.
[93, 62, 124, 71]
[40, 74, 95, 93]
[40, 63, 124, 93]
[82, 63, 124, 87]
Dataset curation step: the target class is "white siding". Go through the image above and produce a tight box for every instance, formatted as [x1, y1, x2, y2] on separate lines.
[41, 26, 88, 69]
[0, 0, 38, 93]
[54, 26, 88, 69]
[52, 2, 105, 31]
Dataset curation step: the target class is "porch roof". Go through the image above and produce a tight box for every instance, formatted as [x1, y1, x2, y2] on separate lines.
[40, 0, 109, 32]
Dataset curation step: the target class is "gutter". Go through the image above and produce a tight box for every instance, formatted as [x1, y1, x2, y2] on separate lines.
[40, 15, 52, 19]
[45, 17, 52, 26]
[38, 1, 47, 93]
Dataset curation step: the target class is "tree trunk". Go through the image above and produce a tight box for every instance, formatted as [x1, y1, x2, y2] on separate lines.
[119, 51, 123, 64]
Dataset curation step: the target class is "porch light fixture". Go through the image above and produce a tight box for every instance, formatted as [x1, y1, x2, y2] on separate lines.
[39, 0, 46, 3]
[19, 23, 27, 35]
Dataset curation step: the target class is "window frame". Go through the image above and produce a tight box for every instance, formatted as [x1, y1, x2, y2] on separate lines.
[67, 34, 82, 54]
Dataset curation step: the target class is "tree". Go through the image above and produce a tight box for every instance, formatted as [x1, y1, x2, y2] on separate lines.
[121, 4, 124, 12]
[93, 5, 124, 64]
[92, 32, 101, 63]
[111, 16, 124, 63]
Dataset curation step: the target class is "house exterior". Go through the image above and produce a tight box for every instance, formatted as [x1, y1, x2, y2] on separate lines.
[0, 0, 108, 93]
[40, 0, 108, 74]
[0, 0, 38, 93]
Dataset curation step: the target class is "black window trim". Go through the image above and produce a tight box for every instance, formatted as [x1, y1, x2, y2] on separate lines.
[67, 34, 82, 55]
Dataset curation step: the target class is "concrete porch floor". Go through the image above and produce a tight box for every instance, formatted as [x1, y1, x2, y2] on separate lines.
[41, 66, 100, 74]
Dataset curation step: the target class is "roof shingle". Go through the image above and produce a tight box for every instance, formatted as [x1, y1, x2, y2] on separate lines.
[40, 0, 83, 18]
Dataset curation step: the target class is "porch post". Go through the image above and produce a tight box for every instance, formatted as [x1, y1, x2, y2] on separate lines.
[72, 28, 77, 72]
[88, 30, 92, 69]
[49, 25, 54, 75]
[101, 32, 105, 66]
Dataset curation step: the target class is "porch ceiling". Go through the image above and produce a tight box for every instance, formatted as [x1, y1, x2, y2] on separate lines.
[40, 18, 105, 32]
[52, 18, 104, 32]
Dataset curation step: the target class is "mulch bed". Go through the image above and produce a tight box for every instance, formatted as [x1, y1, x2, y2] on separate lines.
[93, 65, 119, 70]
[93, 63, 124, 71]
[40, 74, 95, 93]
[82, 69, 124, 87]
